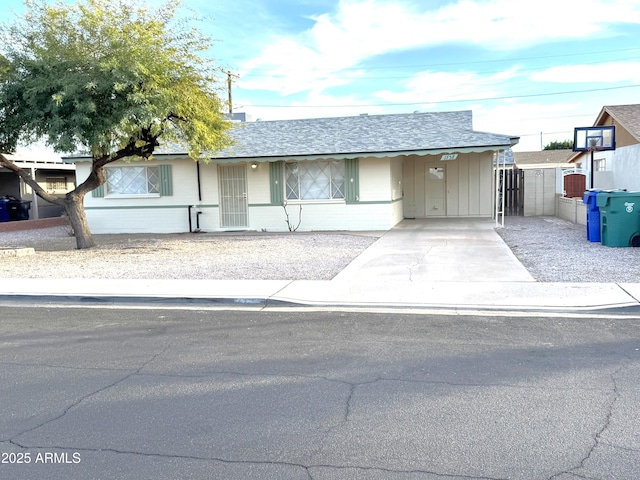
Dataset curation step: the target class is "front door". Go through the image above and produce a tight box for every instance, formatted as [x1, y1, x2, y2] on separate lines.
[426, 165, 446, 216]
[219, 165, 248, 228]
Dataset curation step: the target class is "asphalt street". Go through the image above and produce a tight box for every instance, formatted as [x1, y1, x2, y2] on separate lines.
[1, 305, 639, 479]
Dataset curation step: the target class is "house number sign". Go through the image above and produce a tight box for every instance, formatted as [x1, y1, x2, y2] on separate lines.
[440, 154, 458, 161]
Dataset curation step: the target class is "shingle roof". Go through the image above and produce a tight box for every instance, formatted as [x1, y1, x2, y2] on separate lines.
[598, 104, 640, 141]
[156, 110, 518, 160]
[514, 149, 574, 166]
[65, 110, 519, 162]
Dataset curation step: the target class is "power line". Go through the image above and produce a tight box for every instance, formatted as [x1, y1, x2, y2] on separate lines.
[518, 130, 575, 138]
[241, 46, 640, 75]
[247, 83, 640, 108]
[240, 54, 640, 81]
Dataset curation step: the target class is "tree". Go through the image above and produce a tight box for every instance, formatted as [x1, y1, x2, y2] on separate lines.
[543, 140, 573, 150]
[0, 0, 232, 249]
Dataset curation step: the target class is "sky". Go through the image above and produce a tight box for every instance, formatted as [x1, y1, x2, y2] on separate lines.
[3, 0, 640, 157]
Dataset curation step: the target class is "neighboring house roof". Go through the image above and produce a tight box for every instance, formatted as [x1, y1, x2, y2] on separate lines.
[514, 150, 574, 168]
[1, 153, 76, 171]
[568, 104, 640, 163]
[64, 110, 519, 163]
[594, 104, 640, 142]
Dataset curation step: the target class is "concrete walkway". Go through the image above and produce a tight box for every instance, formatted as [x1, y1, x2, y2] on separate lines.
[1, 218, 640, 313]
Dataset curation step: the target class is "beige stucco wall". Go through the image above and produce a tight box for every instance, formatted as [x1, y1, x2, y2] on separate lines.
[79, 157, 202, 233]
[359, 156, 391, 201]
[79, 156, 403, 234]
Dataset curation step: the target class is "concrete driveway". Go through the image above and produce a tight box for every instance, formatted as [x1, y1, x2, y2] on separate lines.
[334, 218, 535, 283]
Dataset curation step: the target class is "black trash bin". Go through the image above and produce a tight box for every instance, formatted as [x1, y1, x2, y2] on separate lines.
[2, 196, 31, 221]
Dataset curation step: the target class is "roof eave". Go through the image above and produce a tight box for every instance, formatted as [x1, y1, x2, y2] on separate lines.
[213, 143, 517, 163]
[63, 141, 519, 164]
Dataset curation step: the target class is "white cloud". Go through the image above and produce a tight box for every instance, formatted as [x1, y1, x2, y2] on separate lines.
[530, 62, 640, 83]
[236, 90, 386, 121]
[230, 0, 640, 140]
[474, 100, 605, 152]
[429, 0, 640, 49]
[238, 0, 640, 96]
[374, 67, 521, 104]
[239, 40, 366, 95]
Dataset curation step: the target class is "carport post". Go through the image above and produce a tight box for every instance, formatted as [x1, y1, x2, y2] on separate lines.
[494, 150, 505, 228]
[30, 167, 39, 220]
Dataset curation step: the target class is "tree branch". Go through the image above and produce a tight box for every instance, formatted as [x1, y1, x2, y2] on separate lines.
[73, 128, 161, 197]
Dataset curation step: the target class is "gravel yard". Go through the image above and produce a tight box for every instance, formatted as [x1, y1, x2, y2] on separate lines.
[496, 216, 640, 283]
[0, 227, 379, 280]
[0, 216, 639, 282]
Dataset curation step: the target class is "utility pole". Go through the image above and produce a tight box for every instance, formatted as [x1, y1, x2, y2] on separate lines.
[224, 71, 239, 115]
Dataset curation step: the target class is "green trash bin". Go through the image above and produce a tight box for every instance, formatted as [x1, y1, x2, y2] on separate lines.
[596, 191, 640, 247]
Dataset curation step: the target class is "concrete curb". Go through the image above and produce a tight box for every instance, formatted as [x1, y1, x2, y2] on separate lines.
[1, 293, 639, 317]
[0, 278, 639, 315]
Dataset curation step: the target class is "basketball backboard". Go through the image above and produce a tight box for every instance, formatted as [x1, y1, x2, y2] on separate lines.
[573, 126, 615, 152]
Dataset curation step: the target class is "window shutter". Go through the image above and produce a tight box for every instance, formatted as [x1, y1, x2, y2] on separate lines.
[92, 185, 105, 198]
[270, 161, 284, 205]
[159, 165, 173, 196]
[345, 158, 359, 203]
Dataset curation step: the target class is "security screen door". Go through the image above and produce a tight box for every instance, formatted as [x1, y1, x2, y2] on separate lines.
[426, 165, 446, 216]
[219, 165, 248, 228]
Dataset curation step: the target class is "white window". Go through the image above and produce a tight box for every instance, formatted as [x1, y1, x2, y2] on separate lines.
[594, 158, 606, 172]
[106, 166, 160, 196]
[46, 177, 67, 192]
[285, 160, 345, 200]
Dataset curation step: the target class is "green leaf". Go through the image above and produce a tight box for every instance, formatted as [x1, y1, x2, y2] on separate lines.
[0, 0, 233, 157]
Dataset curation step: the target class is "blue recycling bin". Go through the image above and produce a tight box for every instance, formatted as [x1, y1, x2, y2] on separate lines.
[583, 190, 601, 242]
[0, 199, 9, 222]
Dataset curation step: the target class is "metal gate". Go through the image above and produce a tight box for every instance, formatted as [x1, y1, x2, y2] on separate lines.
[218, 165, 248, 228]
[498, 168, 524, 216]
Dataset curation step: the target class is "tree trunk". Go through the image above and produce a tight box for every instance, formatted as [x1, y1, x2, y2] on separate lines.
[63, 194, 95, 249]
[3, 143, 156, 250]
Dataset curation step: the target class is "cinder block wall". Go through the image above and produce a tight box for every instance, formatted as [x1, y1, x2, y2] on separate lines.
[523, 168, 556, 216]
[556, 196, 587, 225]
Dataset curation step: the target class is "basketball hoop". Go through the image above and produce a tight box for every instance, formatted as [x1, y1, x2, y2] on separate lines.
[573, 126, 616, 189]
[586, 144, 605, 152]
[573, 126, 615, 152]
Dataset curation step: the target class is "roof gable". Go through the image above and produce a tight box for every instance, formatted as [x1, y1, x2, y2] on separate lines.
[595, 104, 640, 142]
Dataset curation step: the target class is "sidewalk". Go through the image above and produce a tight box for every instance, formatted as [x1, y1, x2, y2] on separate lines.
[1, 218, 639, 313]
[1, 277, 639, 313]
